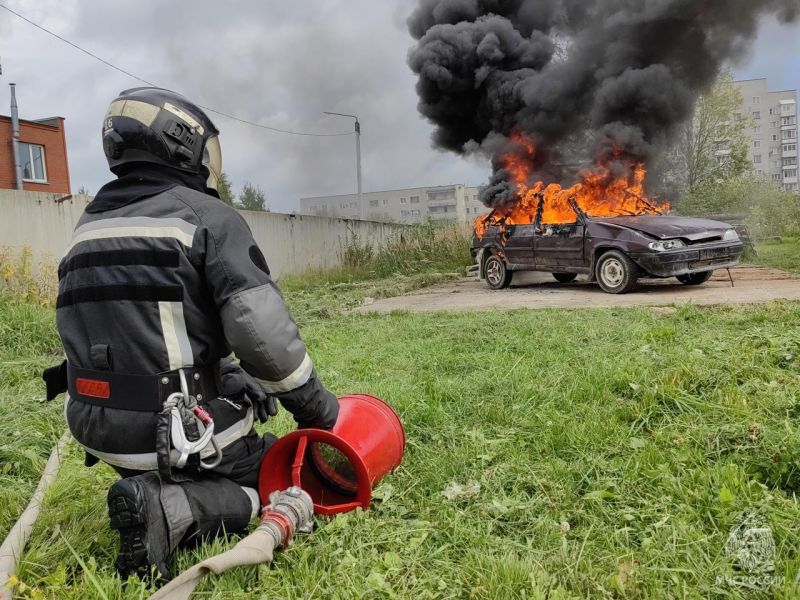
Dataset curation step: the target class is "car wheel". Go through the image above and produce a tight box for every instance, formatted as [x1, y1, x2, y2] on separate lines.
[484, 254, 512, 290]
[595, 250, 638, 294]
[553, 272, 578, 283]
[677, 271, 713, 285]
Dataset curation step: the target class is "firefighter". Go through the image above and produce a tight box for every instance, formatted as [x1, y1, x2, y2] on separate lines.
[43, 87, 338, 580]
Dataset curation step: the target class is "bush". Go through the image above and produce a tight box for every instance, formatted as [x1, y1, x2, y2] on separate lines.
[676, 176, 800, 238]
[340, 222, 473, 278]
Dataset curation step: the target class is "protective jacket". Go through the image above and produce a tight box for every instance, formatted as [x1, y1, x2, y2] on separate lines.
[57, 165, 338, 474]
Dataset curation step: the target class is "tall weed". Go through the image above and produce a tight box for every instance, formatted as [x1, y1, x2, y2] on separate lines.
[0, 246, 58, 307]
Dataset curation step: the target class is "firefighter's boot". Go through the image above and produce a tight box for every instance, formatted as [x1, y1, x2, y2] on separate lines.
[107, 472, 258, 581]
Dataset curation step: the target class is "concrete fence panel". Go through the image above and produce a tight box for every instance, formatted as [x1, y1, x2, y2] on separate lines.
[0, 190, 408, 278]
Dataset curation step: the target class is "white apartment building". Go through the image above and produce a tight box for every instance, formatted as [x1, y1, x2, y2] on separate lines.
[299, 184, 491, 223]
[734, 79, 799, 192]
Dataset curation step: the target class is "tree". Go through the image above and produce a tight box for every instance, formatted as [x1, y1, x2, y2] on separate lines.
[673, 71, 751, 194]
[76, 185, 90, 196]
[216, 171, 235, 206]
[238, 182, 268, 212]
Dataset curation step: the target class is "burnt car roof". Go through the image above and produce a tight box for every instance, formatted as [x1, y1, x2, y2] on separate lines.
[588, 215, 733, 241]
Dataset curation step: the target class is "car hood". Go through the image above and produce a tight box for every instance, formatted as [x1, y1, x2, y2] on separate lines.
[590, 215, 733, 242]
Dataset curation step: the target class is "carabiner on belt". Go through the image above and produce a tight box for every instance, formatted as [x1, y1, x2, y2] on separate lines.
[164, 368, 223, 470]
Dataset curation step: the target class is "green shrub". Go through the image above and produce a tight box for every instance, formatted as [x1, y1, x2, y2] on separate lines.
[339, 221, 473, 278]
[676, 176, 800, 238]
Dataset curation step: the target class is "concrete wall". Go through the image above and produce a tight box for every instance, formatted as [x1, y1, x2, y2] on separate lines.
[0, 190, 408, 278]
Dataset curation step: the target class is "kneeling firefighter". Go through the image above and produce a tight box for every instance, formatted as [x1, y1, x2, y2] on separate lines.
[43, 87, 339, 580]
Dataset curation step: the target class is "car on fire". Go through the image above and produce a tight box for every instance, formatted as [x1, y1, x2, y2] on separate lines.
[471, 198, 744, 294]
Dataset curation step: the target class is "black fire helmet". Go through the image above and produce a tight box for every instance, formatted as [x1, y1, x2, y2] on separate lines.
[101, 87, 222, 191]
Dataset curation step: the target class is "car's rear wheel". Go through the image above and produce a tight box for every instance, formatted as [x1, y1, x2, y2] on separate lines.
[595, 250, 638, 294]
[552, 273, 578, 283]
[677, 271, 713, 285]
[484, 254, 512, 290]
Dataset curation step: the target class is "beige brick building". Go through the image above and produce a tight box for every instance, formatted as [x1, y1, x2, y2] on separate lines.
[299, 184, 490, 223]
[734, 79, 798, 192]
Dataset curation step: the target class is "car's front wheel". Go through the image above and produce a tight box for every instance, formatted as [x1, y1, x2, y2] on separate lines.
[595, 250, 638, 294]
[677, 271, 713, 285]
[484, 254, 512, 290]
[552, 273, 578, 283]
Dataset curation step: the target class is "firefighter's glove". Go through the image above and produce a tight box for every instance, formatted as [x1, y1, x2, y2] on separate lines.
[220, 359, 278, 424]
[278, 375, 339, 430]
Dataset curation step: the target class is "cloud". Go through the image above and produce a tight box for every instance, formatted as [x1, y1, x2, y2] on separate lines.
[0, 0, 795, 209]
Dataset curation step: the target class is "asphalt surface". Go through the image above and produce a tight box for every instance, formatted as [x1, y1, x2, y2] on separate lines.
[356, 266, 800, 314]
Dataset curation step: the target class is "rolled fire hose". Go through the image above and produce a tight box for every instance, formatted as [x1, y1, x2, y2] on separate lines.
[148, 486, 314, 600]
[0, 431, 71, 600]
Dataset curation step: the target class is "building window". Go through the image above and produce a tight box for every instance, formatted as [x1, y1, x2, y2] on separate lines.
[19, 142, 47, 183]
[369, 199, 378, 207]
[400, 197, 407, 204]
[784, 144, 797, 152]
[753, 126, 761, 134]
[734, 112, 742, 121]
[753, 97, 760, 104]
[773, 135, 779, 141]
[782, 103, 794, 114]
[783, 130, 798, 140]
[773, 173, 783, 182]
[382, 198, 389, 205]
[782, 116, 797, 126]
[752, 111, 761, 119]
[410, 209, 420, 216]
[340, 203, 347, 209]
[753, 155, 762, 164]
[410, 196, 420, 204]
[753, 141, 761, 149]
[785, 169, 798, 178]
[771, 121, 778, 129]
[401, 210, 410, 217]
[783, 157, 797, 166]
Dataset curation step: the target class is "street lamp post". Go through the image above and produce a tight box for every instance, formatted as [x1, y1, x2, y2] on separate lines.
[323, 112, 362, 219]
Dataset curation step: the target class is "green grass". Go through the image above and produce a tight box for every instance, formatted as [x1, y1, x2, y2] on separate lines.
[3, 292, 800, 598]
[0, 298, 65, 540]
[757, 237, 800, 274]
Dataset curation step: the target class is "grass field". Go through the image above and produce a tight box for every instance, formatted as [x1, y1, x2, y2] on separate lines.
[757, 237, 800, 275]
[3, 276, 800, 598]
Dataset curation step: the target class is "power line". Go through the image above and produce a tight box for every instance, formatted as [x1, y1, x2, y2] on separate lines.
[0, 2, 353, 137]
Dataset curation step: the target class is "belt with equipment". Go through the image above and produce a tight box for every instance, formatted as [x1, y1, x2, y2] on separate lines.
[67, 363, 219, 412]
[66, 363, 224, 480]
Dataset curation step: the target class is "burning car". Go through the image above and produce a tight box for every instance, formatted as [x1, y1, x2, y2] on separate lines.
[472, 197, 743, 294]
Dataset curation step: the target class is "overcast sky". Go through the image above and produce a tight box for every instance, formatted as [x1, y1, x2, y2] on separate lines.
[1, 1, 798, 212]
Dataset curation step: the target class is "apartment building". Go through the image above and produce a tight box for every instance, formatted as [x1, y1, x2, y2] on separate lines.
[299, 184, 490, 223]
[734, 79, 798, 192]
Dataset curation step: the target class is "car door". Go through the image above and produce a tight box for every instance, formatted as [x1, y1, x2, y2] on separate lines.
[502, 224, 537, 266]
[532, 203, 587, 270]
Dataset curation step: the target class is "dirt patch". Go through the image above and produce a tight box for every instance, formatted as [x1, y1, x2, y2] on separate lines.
[355, 265, 800, 314]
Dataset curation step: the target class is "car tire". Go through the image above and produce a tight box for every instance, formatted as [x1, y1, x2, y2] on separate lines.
[595, 250, 638, 294]
[677, 271, 713, 285]
[484, 254, 512, 290]
[552, 273, 578, 283]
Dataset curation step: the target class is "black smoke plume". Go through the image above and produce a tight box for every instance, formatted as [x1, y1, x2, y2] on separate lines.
[408, 0, 800, 207]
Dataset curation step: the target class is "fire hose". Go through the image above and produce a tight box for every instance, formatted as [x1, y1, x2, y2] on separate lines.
[147, 487, 313, 600]
[0, 431, 71, 600]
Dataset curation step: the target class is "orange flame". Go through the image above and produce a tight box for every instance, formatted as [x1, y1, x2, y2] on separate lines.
[475, 133, 669, 238]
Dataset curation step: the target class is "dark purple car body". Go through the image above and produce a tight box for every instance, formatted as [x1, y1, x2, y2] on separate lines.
[471, 203, 744, 294]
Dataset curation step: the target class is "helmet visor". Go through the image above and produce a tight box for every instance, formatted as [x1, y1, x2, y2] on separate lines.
[203, 136, 222, 191]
